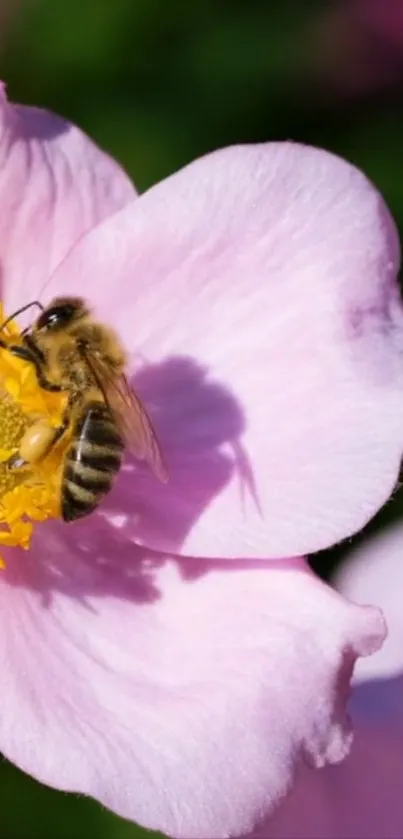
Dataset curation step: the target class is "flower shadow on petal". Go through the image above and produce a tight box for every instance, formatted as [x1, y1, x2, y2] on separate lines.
[14, 105, 72, 142]
[3, 520, 168, 607]
[1, 355, 252, 603]
[1, 532, 296, 610]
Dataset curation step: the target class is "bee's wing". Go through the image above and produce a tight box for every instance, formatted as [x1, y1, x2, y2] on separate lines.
[84, 351, 168, 483]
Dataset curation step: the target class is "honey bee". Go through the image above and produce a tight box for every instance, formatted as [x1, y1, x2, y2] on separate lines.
[0, 297, 168, 521]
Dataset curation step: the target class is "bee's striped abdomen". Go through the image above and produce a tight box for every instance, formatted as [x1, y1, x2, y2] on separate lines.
[62, 401, 124, 522]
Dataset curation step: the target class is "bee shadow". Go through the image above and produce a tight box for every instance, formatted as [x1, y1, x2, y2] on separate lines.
[2, 355, 252, 605]
[104, 353, 252, 547]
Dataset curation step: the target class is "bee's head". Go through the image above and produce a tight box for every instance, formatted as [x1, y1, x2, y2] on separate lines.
[35, 297, 90, 333]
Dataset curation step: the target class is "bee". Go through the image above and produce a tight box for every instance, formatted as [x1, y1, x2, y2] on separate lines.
[0, 296, 168, 521]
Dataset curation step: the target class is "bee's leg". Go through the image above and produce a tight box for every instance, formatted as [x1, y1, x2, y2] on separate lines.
[36, 369, 63, 393]
[0, 339, 33, 362]
[7, 454, 30, 469]
[51, 411, 70, 445]
[0, 340, 63, 392]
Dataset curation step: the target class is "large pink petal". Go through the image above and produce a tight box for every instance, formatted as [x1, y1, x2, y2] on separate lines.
[255, 525, 403, 839]
[0, 83, 135, 314]
[41, 143, 403, 558]
[0, 539, 384, 839]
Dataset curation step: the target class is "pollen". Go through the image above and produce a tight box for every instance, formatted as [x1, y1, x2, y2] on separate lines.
[0, 306, 68, 565]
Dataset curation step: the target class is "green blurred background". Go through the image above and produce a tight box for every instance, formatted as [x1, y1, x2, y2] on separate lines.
[0, 0, 402, 835]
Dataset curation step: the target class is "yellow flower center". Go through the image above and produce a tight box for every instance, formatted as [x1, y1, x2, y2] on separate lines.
[0, 305, 68, 565]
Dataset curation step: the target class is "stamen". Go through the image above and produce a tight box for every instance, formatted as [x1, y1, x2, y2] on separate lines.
[0, 305, 68, 564]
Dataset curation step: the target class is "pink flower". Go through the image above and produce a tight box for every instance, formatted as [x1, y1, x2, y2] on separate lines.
[258, 523, 403, 839]
[0, 84, 402, 837]
[314, 0, 403, 98]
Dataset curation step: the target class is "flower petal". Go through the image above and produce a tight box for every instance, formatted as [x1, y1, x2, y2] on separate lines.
[0, 538, 384, 839]
[256, 525, 403, 839]
[42, 142, 403, 558]
[0, 83, 135, 314]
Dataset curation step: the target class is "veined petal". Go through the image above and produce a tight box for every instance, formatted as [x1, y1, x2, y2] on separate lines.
[0, 83, 135, 315]
[43, 143, 403, 558]
[0, 540, 384, 839]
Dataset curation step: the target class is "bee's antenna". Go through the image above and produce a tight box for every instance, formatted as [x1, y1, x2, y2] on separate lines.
[0, 301, 44, 333]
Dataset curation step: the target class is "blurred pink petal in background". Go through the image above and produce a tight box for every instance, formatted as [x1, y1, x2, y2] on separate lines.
[314, 0, 403, 98]
[254, 523, 403, 839]
[358, 0, 403, 50]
